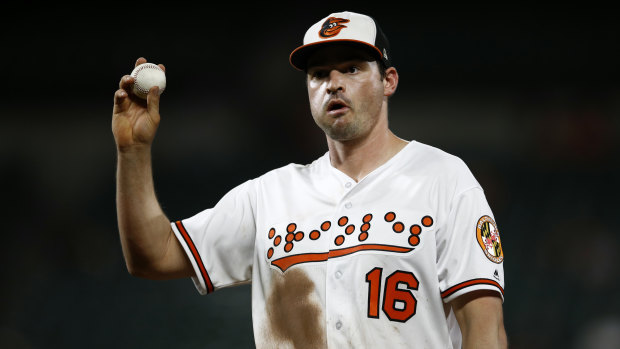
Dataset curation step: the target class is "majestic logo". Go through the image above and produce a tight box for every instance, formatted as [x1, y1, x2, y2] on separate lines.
[476, 215, 504, 263]
[319, 17, 350, 38]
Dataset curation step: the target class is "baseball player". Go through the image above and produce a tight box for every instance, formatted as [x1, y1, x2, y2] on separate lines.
[112, 11, 507, 348]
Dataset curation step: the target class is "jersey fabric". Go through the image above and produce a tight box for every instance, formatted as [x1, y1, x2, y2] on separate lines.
[171, 140, 505, 348]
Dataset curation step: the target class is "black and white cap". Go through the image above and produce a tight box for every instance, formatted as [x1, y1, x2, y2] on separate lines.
[289, 11, 392, 71]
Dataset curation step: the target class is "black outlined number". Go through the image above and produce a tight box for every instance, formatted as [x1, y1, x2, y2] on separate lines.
[365, 268, 419, 322]
[365, 268, 382, 318]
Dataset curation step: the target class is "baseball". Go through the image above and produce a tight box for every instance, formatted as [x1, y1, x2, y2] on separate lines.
[130, 63, 166, 99]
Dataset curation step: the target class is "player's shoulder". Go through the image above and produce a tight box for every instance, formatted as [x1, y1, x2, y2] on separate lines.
[406, 140, 470, 172]
[254, 151, 329, 184]
[405, 140, 481, 190]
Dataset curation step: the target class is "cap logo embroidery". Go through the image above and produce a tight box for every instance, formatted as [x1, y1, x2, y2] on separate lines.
[319, 17, 350, 38]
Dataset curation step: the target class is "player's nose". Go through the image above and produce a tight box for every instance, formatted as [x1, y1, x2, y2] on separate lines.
[326, 70, 345, 94]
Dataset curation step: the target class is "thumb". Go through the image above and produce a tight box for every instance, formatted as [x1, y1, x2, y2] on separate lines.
[146, 86, 161, 122]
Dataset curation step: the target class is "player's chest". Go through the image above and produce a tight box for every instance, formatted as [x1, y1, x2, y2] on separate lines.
[255, 178, 438, 273]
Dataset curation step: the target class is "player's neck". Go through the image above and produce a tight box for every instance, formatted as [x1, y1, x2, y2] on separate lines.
[327, 124, 407, 182]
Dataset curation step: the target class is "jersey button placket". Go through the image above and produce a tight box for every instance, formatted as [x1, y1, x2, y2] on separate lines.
[326, 179, 356, 345]
[326, 226, 349, 345]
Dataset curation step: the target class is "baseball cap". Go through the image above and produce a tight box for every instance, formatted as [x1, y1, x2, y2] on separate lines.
[289, 11, 392, 71]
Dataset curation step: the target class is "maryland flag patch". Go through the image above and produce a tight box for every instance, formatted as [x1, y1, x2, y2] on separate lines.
[476, 215, 504, 263]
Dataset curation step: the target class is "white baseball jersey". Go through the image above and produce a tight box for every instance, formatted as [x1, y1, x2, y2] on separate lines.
[171, 140, 505, 348]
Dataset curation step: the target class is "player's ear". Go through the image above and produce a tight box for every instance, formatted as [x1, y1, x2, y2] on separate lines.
[383, 67, 398, 97]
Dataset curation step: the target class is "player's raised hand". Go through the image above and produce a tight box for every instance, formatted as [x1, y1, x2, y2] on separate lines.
[112, 57, 165, 151]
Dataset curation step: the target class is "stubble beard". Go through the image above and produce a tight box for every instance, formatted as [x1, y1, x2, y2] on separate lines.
[311, 89, 383, 142]
[322, 119, 362, 141]
[315, 111, 371, 142]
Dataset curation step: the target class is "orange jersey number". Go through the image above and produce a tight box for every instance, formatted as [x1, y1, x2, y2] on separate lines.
[366, 268, 419, 322]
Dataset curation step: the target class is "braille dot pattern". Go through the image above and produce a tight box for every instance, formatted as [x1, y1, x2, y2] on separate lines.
[266, 213, 434, 259]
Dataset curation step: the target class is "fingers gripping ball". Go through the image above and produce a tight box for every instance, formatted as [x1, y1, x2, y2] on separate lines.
[130, 63, 166, 99]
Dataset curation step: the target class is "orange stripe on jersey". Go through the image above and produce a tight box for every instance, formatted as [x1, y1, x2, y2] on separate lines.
[271, 252, 329, 272]
[175, 221, 214, 294]
[441, 278, 504, 299]
[329, 244, 413, 258]
[270, 244, 414, 272]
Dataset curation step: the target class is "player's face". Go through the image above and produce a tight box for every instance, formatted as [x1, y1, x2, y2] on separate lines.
[306, 46, 386, 141]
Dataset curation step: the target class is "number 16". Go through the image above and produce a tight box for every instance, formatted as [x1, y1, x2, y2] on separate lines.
[365, 267, 419, 322]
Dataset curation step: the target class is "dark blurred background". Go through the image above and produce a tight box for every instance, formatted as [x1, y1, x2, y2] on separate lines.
[1, 3, 619, 348]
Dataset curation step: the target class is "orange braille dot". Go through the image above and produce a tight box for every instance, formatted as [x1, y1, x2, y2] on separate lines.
[393, 222, 404, 233]
[408, 235, 420, 246]
[338, 216, 348, 226]
[284, 242, 294, 252]
[358, 232, 368, 241]
[361, 223, 370, 232]
[286, 233, 295, 242]
[345, 225, 355, 235]
[267, 248, 274, 259]
[321, 221, 331, 231]
[363, 214, 373, 223]
[287, 223, 297, 233]
[268, 228, 275, 239]
[422, 216, 433, 227]
[310, 230, 321, 240]
[410, 225, 421, 235]
[335, 235, 345, 246]
[274, 236, 281, 246]
[295, 231, 304, 241]
[385, 212, 395, 222]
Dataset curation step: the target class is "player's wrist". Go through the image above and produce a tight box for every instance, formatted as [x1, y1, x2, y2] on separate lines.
[116, 142, 153, 156]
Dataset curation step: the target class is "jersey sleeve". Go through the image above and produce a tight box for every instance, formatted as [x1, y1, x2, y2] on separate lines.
[436, 167, 505, 303]
[171, 179, 257, 295]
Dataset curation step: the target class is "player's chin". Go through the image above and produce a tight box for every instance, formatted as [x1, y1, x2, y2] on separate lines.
[323, 122, 361, 141]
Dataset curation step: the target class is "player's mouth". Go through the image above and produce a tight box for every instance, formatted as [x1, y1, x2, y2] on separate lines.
[326, 99, 350, 116]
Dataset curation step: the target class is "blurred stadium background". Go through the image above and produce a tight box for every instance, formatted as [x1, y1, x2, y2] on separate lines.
[1, 3, 618, 348]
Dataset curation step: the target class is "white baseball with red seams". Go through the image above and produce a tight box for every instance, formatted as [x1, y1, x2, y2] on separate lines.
[130, 63, 166, 99]
[170, 140, 505, 348]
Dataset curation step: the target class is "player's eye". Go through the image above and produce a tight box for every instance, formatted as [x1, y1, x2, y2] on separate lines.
[347, 66, 359, 74]
[311, 70, 327, 79]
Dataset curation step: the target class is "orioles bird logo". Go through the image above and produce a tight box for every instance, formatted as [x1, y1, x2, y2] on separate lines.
[319, 17, 350, 38]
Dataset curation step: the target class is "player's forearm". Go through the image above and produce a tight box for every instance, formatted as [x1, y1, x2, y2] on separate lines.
[115, 145, 174, 277]
[453, 291, 508, 349]
[461, 324, 507, 349]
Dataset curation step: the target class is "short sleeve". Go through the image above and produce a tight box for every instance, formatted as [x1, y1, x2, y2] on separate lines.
[171, 179, 257, 295]
[436, 187, 505, 303]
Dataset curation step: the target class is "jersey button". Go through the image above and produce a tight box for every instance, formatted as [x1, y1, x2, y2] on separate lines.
[335, 271, 342, 279]
[335, 321, 342, 330]
[345, 182, 352, 188]
[345, 202, 352, 209]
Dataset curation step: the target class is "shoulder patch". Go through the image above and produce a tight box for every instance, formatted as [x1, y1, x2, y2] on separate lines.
[476, 215, 504, 263]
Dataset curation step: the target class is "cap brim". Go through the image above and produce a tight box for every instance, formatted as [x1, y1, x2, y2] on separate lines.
[289, 39, 384, 71]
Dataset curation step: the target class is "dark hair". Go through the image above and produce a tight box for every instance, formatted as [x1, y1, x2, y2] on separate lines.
[377, 60, 388, 80]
